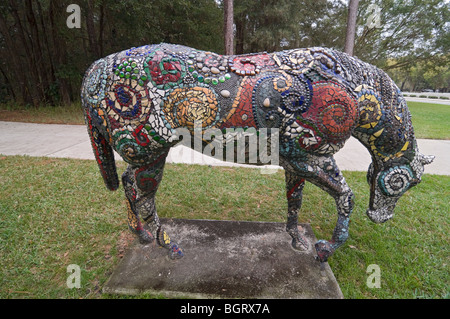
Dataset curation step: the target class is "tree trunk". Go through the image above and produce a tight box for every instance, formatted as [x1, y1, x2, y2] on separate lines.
[25, 0, 50, 103]
[0, 60, 17, 102]
[344, 0, 359, 56]
[400, 80, 406, 91]
[86, 0, 100, 58]
[0, 10, 30, 105]
[9, 0, 42, 106]
[223, 0, 234, 55]
[49, 0, 71, 105]
[99, 0, 105, 57]
[36, 1, 56, 85]
[235, 14, 245, 55]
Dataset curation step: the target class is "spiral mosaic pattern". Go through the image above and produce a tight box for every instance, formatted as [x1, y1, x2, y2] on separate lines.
[163, 86, 220, 130]
[378, 166, 415, 197]
[357, 89, 382, 130]
[83, 59, 108, 105]
[281, 75, 312, 113]
[144, 49, 186, 90]
[303, 81, 358, 144]
[104, 82, 151, 122]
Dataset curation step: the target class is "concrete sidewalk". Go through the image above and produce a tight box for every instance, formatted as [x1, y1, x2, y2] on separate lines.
[0, 121, 447, 175]
[405, 96, 450, 106]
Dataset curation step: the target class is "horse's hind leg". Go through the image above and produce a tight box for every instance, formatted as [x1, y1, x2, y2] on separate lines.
[122, 154, 184, 259]
[284, 170, 309, 251]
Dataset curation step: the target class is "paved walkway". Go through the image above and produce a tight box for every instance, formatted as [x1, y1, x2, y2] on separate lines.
[405, 96, 450, 105]
[0, 121, 447, 175]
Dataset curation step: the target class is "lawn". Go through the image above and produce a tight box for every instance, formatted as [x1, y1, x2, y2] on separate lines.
[407, 102, 450, 140]
[0, 102, 85, 125]
[0, 156, 448, 299]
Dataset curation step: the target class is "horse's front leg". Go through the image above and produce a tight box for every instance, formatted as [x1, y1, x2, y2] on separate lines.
[315, 200, 353, 263]
[284, 169, 309, 251]
[312, 168, 354, 263]
[289, 157, 354, 262]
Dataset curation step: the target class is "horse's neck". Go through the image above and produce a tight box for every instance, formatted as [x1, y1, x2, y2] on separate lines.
[351, 73, 417, 167]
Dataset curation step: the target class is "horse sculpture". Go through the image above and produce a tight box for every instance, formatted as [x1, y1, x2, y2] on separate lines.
[81, 43, 434, 263]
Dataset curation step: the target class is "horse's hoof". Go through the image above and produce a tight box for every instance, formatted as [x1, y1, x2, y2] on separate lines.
[291, 235, 310, 252]
[135, 229, 154, 245]
[315, 240, 335, 262]
[168, 243, 184, 259]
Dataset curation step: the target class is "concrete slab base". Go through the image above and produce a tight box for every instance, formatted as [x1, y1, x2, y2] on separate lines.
[103, 218, 344, 299]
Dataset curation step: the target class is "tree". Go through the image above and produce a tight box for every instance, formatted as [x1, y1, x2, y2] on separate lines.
[344, 0, 359, 56]
[224, 0, 234, 55]
[354, 0, 449, 69]
[233, 0, 347, 54]
[0, 0, 224, 106]
[0, 0, 447, 106]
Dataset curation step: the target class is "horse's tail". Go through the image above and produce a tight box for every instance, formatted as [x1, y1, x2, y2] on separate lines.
[81, 61, 119, 191]
[83, 105, 120, 191]
[80, 59, 119, 191]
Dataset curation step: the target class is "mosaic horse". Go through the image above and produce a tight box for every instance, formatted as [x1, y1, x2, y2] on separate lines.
[81, 43, 434, 262]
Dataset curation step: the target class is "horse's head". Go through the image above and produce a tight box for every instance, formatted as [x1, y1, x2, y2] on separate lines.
[365, 148, 434, 223]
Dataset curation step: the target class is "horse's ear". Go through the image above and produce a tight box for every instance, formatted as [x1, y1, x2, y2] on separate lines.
[419, 153, 435, 165]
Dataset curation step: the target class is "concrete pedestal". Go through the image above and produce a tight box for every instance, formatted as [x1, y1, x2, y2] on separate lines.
[103, 218, 343, 299]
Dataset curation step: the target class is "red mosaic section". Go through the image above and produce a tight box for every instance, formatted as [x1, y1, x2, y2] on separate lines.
[220, 77, 258, 129]
[302, 81, 358, 144]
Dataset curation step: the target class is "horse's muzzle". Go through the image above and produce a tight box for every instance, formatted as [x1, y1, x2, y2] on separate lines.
[366, 208, 394, 224]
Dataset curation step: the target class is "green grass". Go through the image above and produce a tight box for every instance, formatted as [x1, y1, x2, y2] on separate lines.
[407, 102, 450, 140]
[0, 102, 85, 125]
[0, 156, 448, 299]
